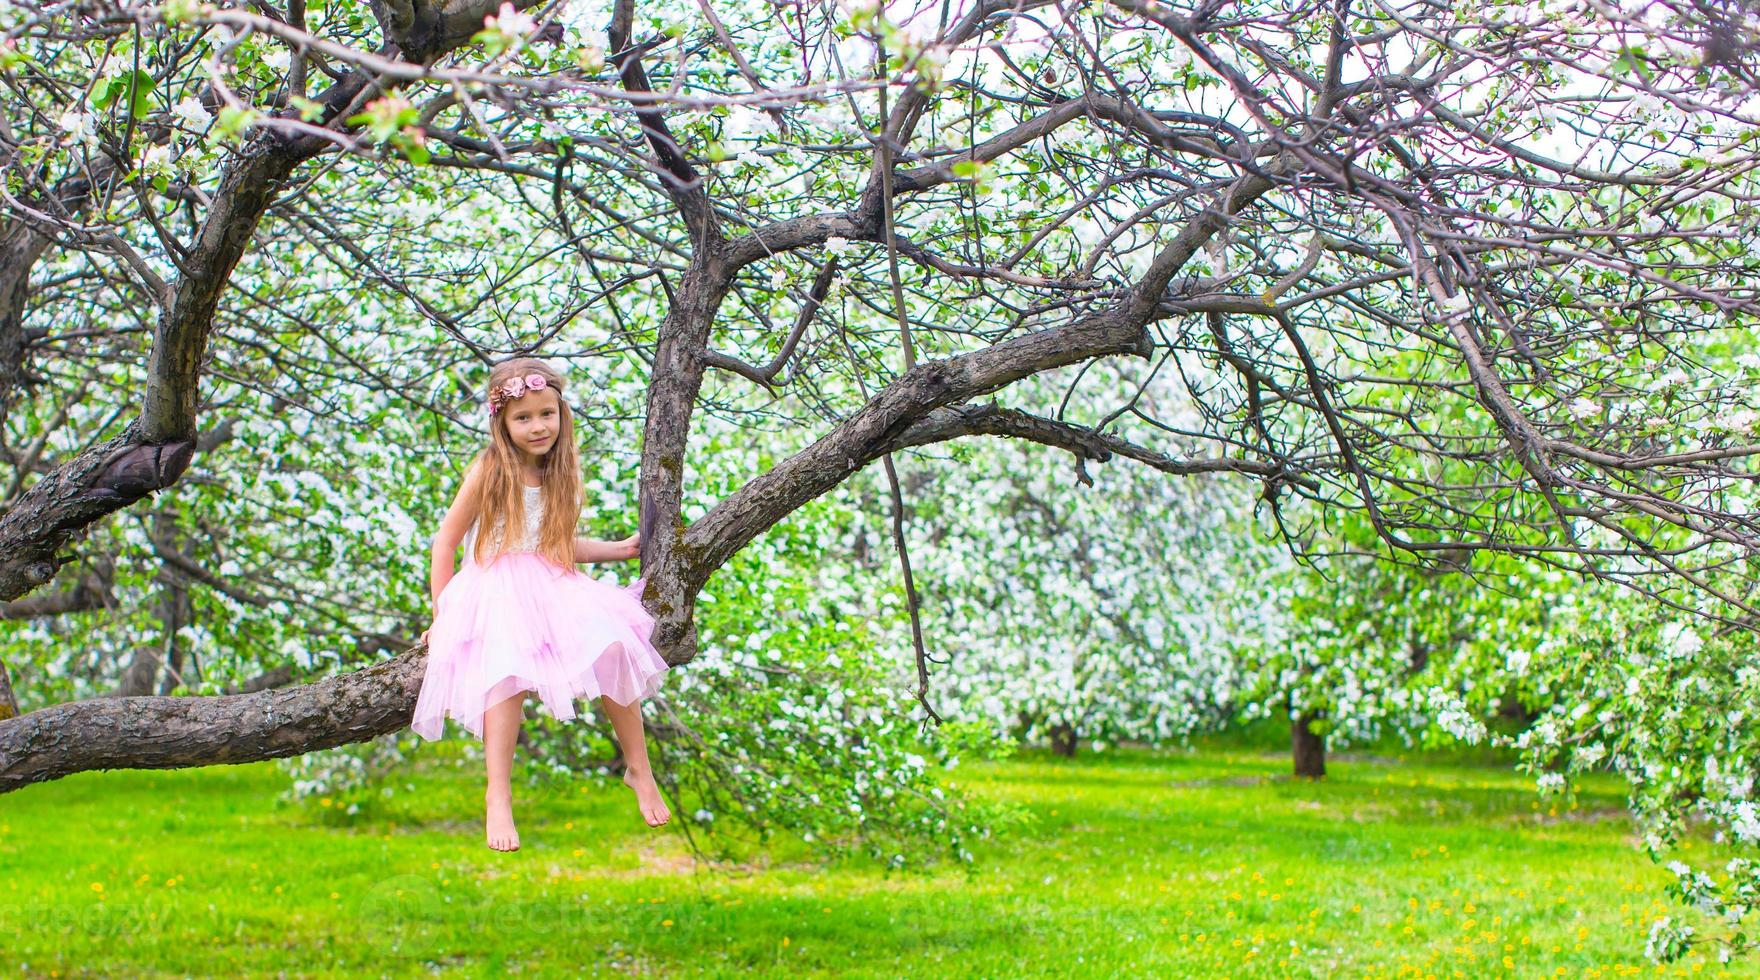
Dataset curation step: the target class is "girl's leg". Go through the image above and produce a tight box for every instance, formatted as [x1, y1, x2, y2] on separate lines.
[483, 692, 526, 850]
[599, 696, 671, 827]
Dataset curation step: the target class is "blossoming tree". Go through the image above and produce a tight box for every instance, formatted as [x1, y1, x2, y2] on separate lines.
[3, 0, 1760, 948]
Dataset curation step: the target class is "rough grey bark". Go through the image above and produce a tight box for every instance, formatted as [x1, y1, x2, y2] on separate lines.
[0, 421, 196, 601]
[0, 221, 51, 402]
[0, 659, 15, 722]
[0, 564, 111, 619]
[0, 647, 424, 792]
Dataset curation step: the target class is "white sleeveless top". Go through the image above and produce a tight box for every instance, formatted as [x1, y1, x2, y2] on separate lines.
[461, 485, 544, 566]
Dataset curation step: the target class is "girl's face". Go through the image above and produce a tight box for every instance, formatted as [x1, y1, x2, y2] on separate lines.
[502, 387, 561, 460]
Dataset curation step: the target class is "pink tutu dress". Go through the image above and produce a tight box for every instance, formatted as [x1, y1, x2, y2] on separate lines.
[411, 484, 668, 740]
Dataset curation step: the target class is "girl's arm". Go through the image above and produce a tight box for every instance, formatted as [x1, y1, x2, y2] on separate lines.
[573, 532, 640, 564]
[429, 461, 484, 607]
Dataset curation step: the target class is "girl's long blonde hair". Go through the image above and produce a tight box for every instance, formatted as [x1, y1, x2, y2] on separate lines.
[468, 357, 582, 570]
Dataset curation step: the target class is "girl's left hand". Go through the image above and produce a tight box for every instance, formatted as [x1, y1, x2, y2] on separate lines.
[615, 532, 640, 560]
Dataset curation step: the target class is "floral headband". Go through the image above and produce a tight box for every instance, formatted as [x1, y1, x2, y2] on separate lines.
[487, 372, 554, 416]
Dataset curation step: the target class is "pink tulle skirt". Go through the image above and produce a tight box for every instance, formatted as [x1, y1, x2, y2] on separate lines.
[411, 552, 668, 741]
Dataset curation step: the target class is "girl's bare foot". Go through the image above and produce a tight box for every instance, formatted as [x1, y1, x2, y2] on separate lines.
[622, 767, 671, 827]
[485, 787, 521, 851]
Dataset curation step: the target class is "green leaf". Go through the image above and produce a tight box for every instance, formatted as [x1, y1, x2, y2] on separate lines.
[161, 0, 207, 24]
[94, 70, 156, 120]
[92, 78, 125, 112]
[125, 71, 156, 120]
[1610, 46, 1652, 83]
[395, 133, 431, 166]
[289, 95, 324, 123]
[214, 105, 258, 142]
[472, 27, 511, 57]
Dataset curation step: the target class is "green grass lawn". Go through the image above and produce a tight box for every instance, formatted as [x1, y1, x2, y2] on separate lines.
[5, 741, 1743, 978]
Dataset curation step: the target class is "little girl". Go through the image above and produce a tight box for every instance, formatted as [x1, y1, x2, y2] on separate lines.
[411, 356, 671, 851]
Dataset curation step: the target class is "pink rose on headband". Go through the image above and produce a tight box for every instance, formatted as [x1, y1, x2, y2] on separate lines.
[486, 372, 555, 415]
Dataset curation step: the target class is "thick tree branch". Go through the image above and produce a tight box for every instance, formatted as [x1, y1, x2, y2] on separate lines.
[0, 568, 111, 619]
[886, 402, 1306, 484]
[0, 647, 425, 793]
[680, 160, 1291, 601]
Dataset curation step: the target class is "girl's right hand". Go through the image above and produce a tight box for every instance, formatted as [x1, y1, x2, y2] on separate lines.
[422, 594, 444, 644]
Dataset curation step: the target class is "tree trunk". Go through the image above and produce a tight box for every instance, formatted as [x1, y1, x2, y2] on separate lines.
[1048, 721, 1078, 757]
[112, 647, 161, 698]
[155, 582, 187, 696]
[1292, 711, 1326, 779]
[0, 657, 16, 721]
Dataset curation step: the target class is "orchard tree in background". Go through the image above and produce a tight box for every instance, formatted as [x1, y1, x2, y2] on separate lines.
[3, 0, 1760, 954]
[1233, 506, 1578, 779]
[881, 418, 1262, 757]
